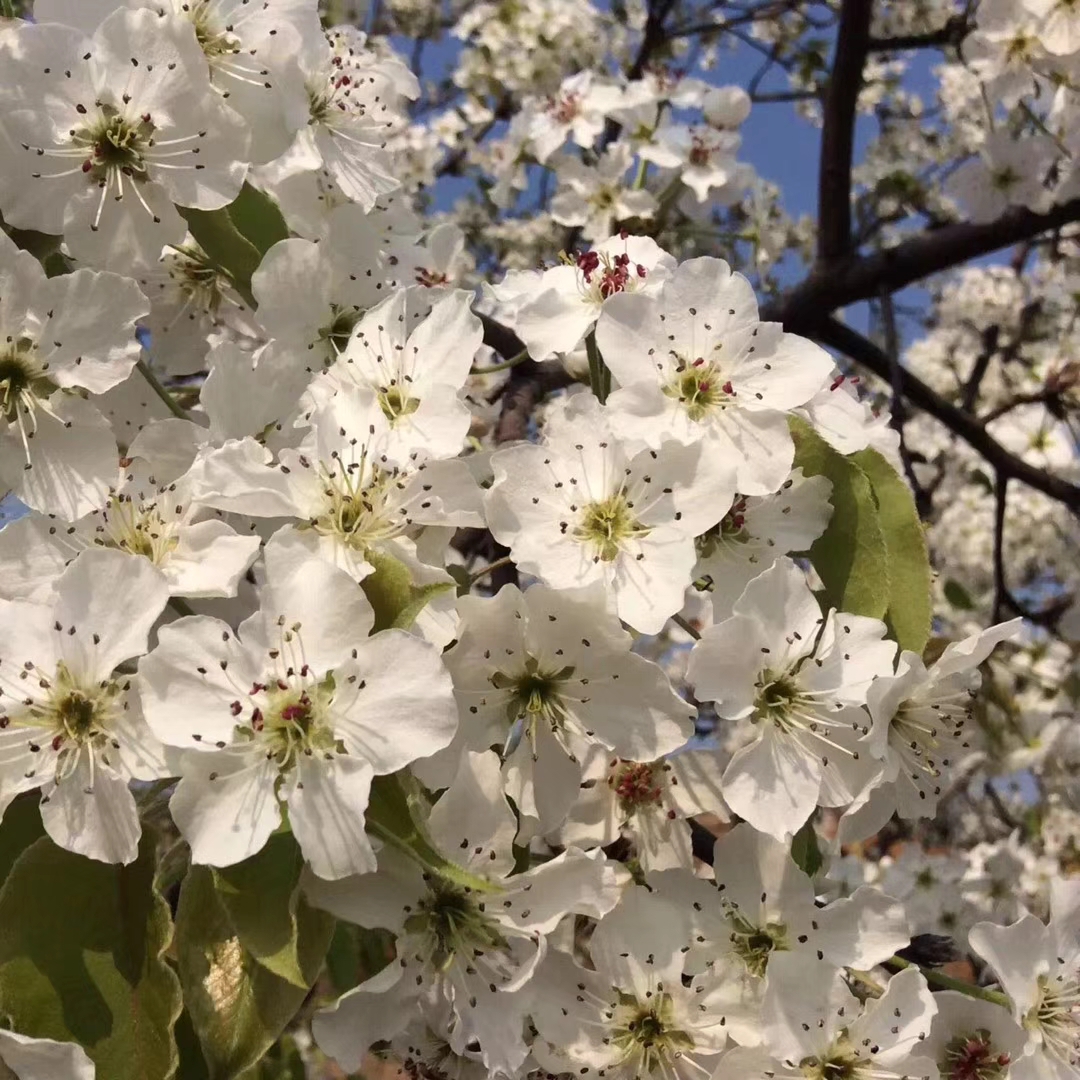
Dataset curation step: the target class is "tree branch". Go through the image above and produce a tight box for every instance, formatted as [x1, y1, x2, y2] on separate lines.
[805, 317, 1080, 513]
[867, 15, 971, 52]
[765, 198, 1080, 325]
[817, 0, 874, 264]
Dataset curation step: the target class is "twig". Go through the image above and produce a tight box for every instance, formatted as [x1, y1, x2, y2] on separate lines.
[136, 359, 190, 421]
[670, 612, 701, 640]
[471, 348, 530, 375]
[468, 555, 515, 584]
[886, 956, 1010, 1007]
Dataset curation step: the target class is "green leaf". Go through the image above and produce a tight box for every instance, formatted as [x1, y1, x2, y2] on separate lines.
[0, 791, 45, 889]
[360, 549, 455, 631]
[944, 578, 975, 612]
[174, 863, 332, 1080]
[212, 832, 335, 989]
[852, 448, 933, 655]
[366, 773, 500, 894]
[790, 417, 889, 619]
[324, 923, 394, 995]
[177, 206, 261, 308]
[790, 820, 823, 877]
[226, 184, 289, 257]
[0, 833, 182, 1080]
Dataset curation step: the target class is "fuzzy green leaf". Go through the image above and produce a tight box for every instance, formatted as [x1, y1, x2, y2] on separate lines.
[360, 549, 455, 632]
[852, 448, 933, 655]
[226, 184, 290, 257]
[790, 820, 824, 877]
[212, 832, 335, 989]
[174, 862, 332, 1080]
[177, 206, 261, 307]
[0, 833, 182, 1080]
[790, 417, 890, 619]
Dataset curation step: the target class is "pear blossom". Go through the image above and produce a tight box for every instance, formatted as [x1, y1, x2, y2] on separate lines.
[0, 231, 149, 519]
[137, 533, 458, 879]
[559, 747, 727, 871]
[526, 72, 626, 162]
[595, 256, 834, 494]
[550, 143, 658, 242]
[321, 286, 484, 464]
[687, 558, 896, 839]
[840, 619, 1023, 843]
[529, 886, 732, 1080]
[0, 8, 249, 270]
[502, 233, 675, 361]
[486, 392, 737, 633]
[714, 959, 939, 1080]
[969, 877, 1080, 1080]
[0, 549, 170, 864]
[0, 456, 261, 602]
[0, 1030, 95, 1080]
[421, 582, 694, 832]
[308, 751, 629, 1075]
[922, 992, 1025, 1080]
[695, 468, 833, 619]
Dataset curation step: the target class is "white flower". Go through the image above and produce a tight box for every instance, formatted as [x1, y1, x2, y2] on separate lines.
[969, 876, 1080, 1080]
[714, 958, 939, 1080]
[0, 8, 249, 270]
[550, 143, 657, 242]
[559, 747, 727, 871]
[526, 71, 625, 162]
[0, 455, 261, 602]
[839, 619, 1023, 843]
[322, 286, 484, 464]
[308, 751, 629, 1075]
[530, 886, 731, 1080]
[504, 233, 674, 361]
[423, 582, 694, 833]
[486, 393, 736, 634]
[260, 28, 418, 211]
[251, 233, 403, 373]
[0, 1029, 95, 1080]
[191, 382, 483, 588]
[650, 822, 910, 1047]
[944, 133, 1055, 225]
[921, 992, 1026, 1080]
[687, 558, 896, 839]
[0, 231, 148, 519]
[595, 256, 834, 494]
[138, 532, 458, 879]
[0, 548, 170, 864]
[695, 467, 833, 619]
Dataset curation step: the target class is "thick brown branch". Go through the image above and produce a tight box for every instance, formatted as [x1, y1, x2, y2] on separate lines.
[806, 317, 1080, 513]
[765, 198, 1080, 324]
[817, 0, 874, 264]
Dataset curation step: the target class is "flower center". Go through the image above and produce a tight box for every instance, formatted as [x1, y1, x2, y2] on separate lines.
[236, 671, 338, 770]
[98, 493, 181, 565]
[1027, 970, 1080, 1068]
[307, 459, 408, 553]
[378, 384, 422, 423]
[610, 992, 694, 1075]
[79, 106, 154, 184]
[188, 1, 241, 59]
[165, 244, 231, 316]
[0, 341, 53, 424]
[754, 671, 801, 724]
[574, 494, 650, 562]
[612, 761, 663, 811]
[663, 358, 733, 423]
[405, 883, 508, 973]
[941, 1029, 1011, 1080]
[566, 248, 648, 303]
[799, 1039, 865, 1080]
[727, 909, 788, 978]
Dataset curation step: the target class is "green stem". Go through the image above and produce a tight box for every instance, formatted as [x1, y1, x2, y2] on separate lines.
[0, 1, 15, 19]
[887, 956, 1010, 1007]
[585, 331, 610, 404]
[470, 348, 530, 375]
[136, 359, 190, 421]
[169, 596, 196, 618]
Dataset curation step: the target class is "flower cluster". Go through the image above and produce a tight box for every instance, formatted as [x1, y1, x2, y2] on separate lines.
[0, 2, 1076, 1080]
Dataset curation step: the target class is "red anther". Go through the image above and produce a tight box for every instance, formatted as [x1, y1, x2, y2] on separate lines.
[666, 809, 677, 819]
[82, 160, 93, 172]
[619, 228, 628, 240]
[615, 253, 629, 267]
[276, 679, 289, 691]
[300, 664, 310, 677]
[698, 381, 711, 393]
[250, 682, 265, 695]
[230, 700, 242, 716]
[52, 734, 64, 751]
[830, 375, 846, 391]
[850, 376, 859, 383]
[141, 113, 152, 123]
[251, 708, 264, 731]
[692, 357, 706, 367]
[721, 380, 734, 395]
[636, 263, 646, 277]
